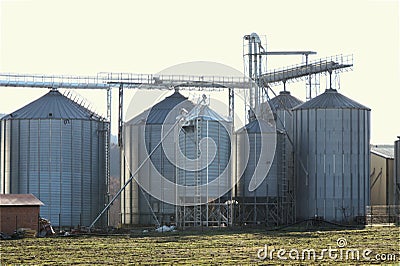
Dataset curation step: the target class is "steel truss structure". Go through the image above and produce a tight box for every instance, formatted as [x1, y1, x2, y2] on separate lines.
[177, 202, 232, 227]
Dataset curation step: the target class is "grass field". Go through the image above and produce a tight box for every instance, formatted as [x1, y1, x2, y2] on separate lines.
[1, 226, 399, 265]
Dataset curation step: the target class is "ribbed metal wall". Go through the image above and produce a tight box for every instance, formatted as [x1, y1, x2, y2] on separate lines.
[121, 123, 141, 225]
[0, 90, 108, 227]
[236, 119, 282, 199]
[294, 89, 370, 222]
[121, 91, 194, 225]
[177, 106, 231, 204]
[269, 91, 303, 135]
[268, 91, 303, 212]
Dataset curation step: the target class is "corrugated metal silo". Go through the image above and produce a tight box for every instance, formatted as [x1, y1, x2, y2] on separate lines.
[235, 119, 288, 225]
[0, 89, 108, 227]
[268, 90, 303, 139]
[121, 90, 194, 225]
[177, 104, 231, 226]
[269, 91, 302, 224]
[293, 88, 370, 222]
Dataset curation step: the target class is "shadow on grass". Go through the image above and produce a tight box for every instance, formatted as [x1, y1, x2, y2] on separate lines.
[127, 220, 370, 240]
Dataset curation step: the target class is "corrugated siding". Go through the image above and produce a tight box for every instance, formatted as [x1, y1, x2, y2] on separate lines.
[0, 118, 107, 227]
[61, 119, 72, 226]
[121, 91, 196, 225]
[81, 120, 92, 226]
[121, 125, 130, 224]
[71, 120, 83, 226]
[127, 123, 176, 225]
[236, 129, 283, 198]
[122, 113, 232, 225]
[121, 123, 140, 225]
[19, 120, 29, 194]
[0, 120, 12, 194]
[178, 119, 231, 200]
[29, 121, 39, 198]
[294, 107, 370, 222]
[50, 119, 61, 225]
[91, 121, 99, 222]
[38, 120, 50, 220]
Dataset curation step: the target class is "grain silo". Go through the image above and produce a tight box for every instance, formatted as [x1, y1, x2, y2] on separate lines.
[293, 88, 370, 223]
[177, 103, 232, 226]
[0, 89, 108, 227]
[235, 119, 290, 226]
[268, 90, 303, 138]
[269, 90, 302, 223]
[121, 90, 194, 225]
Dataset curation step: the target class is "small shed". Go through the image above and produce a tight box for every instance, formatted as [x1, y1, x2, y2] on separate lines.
[0, 194, 44, 235]
[370, 145, 395, 205]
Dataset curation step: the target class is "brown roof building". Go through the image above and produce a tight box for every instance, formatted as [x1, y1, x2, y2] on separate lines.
[370, 145, 395, 206]
[0, 194, 44, 235]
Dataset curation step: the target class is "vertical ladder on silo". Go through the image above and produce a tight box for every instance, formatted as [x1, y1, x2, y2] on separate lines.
[194, 118, 202, 226]
[176, 136, 183, 227]
[104, 121, 111, 225]
[283, 134, 295, 224]
[280, 134, 287, 224]
[103, 87, 112, 226]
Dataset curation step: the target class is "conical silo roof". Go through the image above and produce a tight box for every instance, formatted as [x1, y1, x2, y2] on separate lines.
[127, 90, 194, 125]
[186, 104, 228, 122]
[269, 91, 303, 110]
[293, 89, 370, 110]
[1, 89, 104, 120]
[236, 119, 276, 134]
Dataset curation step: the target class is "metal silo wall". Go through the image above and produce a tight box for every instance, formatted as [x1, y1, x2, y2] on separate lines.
[121, 123, 140, 225]
[235, 122, 291, 225]
[178, 118, 231, 203]
[141, 124, 176, 225]
[0, 119, 12, 194]
[121, 93, 194, 226]
[294, 108, 370, 222]
[275, 108, 295, 203]
[275, 109, 294, 139]
[236, 130, 282, 199]
[0, 117, 108, 227]
[122, 122, 177, 226]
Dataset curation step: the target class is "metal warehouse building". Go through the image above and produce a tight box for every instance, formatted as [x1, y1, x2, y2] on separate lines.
[370, 145, 395, 206]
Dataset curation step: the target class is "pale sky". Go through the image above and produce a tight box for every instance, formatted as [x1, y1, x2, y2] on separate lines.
[0, 0, 399, 144]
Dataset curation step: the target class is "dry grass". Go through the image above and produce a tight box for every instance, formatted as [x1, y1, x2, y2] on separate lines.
[1, 226, 399, 265]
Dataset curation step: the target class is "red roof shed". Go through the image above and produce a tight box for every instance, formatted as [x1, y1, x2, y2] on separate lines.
[0, 194, 44, 235]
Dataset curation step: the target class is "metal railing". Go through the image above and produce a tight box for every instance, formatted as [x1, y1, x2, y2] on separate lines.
[0, 72, 253, 90]
[261, 54, 353, 86]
